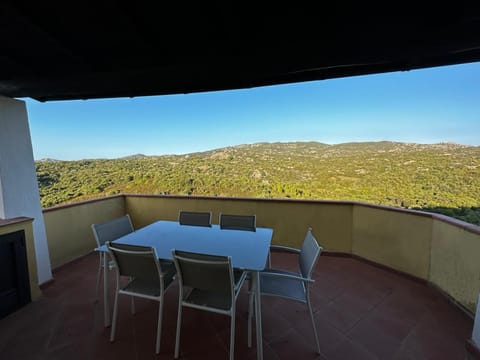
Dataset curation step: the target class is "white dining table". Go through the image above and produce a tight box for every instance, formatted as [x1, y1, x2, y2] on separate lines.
[96, 220, 273, 360]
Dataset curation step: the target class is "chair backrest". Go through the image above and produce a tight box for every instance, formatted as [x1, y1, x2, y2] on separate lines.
[178, 210, 212, 227]
[219, 213, 256, 231]
[172, 250, 234, 305]
[91, 214, 134, 247]
[106, 242, 163, 283]
[299, 228, 323, 279]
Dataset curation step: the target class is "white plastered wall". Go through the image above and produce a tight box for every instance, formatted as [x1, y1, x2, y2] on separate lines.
[0, 96, 52, 284]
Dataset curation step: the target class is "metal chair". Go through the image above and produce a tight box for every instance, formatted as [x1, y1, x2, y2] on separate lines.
[106, 242, 176, 354]
[171, 249, 247, 360]
[91, 214, 134, 301]
[248, 227, 323, 354]
[219, 213, 256, 231]
[219, 213, 258, 286]
[178, 210, 212, 227]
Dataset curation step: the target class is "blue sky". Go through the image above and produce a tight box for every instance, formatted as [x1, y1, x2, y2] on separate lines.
[24, 62, 480, 160]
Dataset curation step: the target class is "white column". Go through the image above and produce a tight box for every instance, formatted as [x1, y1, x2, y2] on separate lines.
[0, 96, 52, 284]
[473, 293, 480, 347]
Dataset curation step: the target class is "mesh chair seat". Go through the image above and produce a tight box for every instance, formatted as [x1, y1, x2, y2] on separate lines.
[184, 268, 246, 311]
[220, 214, 258, 287]
[122, 265, 176, 297]
[219, 213, 256, 231]
[91, 214, 134, 302]
[178, 210, 212, 227]
[172, 250, 246, 360]
[248, 227, 322, 354]
[259, 269, 308, 303]
[107, 242, 176, 354]
[184, 289, 233, 310]
[122, 278, 162, 297]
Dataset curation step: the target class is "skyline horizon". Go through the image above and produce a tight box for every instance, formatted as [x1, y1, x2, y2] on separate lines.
[24, 61, 480, 160]
[33, 139, 478, 161]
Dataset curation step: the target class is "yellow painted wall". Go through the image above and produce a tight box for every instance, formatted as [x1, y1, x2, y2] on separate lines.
[125, 195, 353, 252]
[430, 219, 480, 313]
[352, 205, 432, 280]
[0, 220, 41, 300]
[43, 196, 126, 269]
[41, 195, 480, 315]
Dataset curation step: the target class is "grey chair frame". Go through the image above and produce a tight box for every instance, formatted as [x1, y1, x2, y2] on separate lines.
[172, 250, 247, 360]
[219, 213, 258, 288]
[178, 210, 212, 227]
[106, 242, 176, 354]
[219, 213, 256, 231]
[91, 214, 134, 301]
[248, 227, 323, 354]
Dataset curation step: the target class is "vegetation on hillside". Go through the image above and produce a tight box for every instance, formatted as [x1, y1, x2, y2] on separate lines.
[36, 141, 480, 225]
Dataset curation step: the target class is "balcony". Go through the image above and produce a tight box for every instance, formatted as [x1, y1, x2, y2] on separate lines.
[1, 194, 479, 359]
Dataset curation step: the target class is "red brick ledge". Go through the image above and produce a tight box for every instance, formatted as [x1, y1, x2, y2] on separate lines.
[42, 194, 124, 213]
[123, 193, 353, 205]
[0, 216, 33, 228]
[466, 339, 480, 359]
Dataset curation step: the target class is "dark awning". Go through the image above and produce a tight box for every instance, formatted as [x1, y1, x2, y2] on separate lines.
[1, 2, 480, 102]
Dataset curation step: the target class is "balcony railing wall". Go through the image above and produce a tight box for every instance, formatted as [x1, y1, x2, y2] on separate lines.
[431, 217, 480, 313]
[43, 195, 126, 269]
[42, 194, 480, 314]
[124, 194, 353, 250]
[352, 204, 432, 280]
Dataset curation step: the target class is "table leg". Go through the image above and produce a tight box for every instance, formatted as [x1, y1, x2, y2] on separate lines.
[103, 252, 110, 327]
[252, 270, 263, 360]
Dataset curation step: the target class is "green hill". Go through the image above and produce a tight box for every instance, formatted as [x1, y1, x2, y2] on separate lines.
[35, 141, 480, 225]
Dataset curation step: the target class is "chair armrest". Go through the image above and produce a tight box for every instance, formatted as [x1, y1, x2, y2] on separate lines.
[261, 269, 314, 283]
[269, 245, 301, 254]
[267, 245, 300, 269]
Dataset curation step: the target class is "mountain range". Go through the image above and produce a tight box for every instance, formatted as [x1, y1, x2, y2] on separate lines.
[35, 141, 480, 225]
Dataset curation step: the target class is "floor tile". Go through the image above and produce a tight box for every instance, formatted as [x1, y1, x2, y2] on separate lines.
[0, 252, 473, 360]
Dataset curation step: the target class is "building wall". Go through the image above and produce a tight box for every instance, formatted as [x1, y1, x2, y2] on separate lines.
[0, 96, 52, 284]
[43, 196, 126, 268]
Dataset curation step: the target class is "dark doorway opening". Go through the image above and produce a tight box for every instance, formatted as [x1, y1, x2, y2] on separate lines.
[0, 230, 31, 319]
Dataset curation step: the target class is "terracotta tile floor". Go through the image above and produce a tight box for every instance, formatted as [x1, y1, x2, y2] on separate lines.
[0, 252, 473, 360]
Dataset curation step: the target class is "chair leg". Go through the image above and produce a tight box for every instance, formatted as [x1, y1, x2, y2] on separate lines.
[95, 253, 103, 302]
[131, 297, 135, 315]
[307, 295, 320, 354]
[156, 297, 164, 354]
[247, 289, 254, 348]
[174, 302, 183, 359]
[230, 305, 236, 360]
[110, 290, 120, 342]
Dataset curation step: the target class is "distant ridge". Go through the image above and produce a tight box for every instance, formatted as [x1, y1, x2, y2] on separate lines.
[118, 141, 473, 159]
[35, 141, 475, 162]
[37, 158, 60, 162]
[34, 140, 480, 225]
[119, 153, 149, 160]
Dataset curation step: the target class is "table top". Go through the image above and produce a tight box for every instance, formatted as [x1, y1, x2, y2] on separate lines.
[97, 220, 273, 271]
